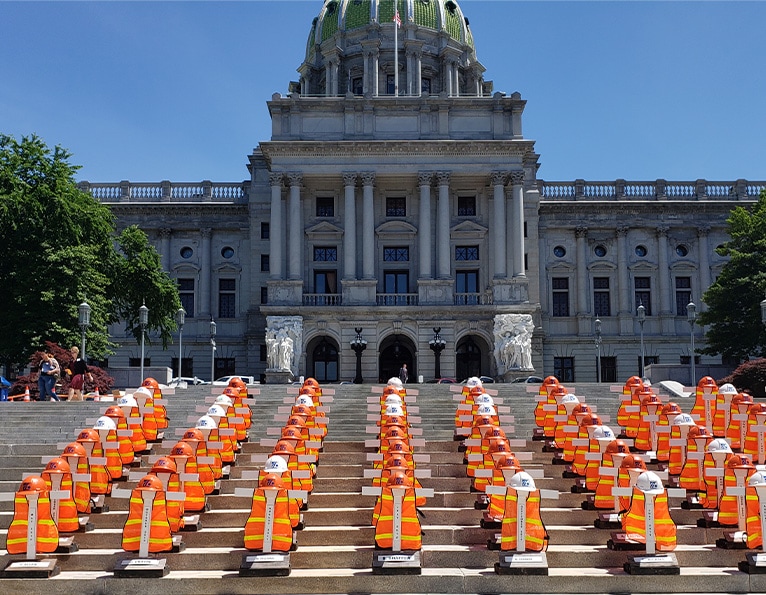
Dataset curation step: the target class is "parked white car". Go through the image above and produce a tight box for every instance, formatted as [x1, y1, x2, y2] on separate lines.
[212, 375, 258, 386]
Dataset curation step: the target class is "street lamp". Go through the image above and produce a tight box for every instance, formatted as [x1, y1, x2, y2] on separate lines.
[760, 296, 766, 324]
[594, 318, 602, 383]
[209, 318, 217, 383]
[78, 300, 91, 363]
[138, 303, 149, 381]
[175, 308, 186, 378]
[637, 304, 646, 378]
[350, 327, 367, 384]
[687, 301, 697, 386]
[429, 327, 447, 380]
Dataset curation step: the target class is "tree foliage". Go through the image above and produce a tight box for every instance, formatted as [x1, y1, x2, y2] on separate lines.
[718, 358, 766, 398]
[699, 189, 766, 361]
[0, 134, 180, 370]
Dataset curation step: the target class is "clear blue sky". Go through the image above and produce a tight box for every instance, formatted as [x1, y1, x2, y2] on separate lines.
[2, 1, 764, 184]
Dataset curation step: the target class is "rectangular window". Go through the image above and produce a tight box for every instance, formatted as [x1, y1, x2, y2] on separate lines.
[260, 344, 267, 362]
[261, 254, 270, 272]
[552, 277, 570, 317]
[386, 74, 395, 95]
[178, 278, 195, 318]
[382, 271, 409, 305]
[634, 277, 652, 316]
[316, 197, 334, 217]
[455, 246, 479, 261]
[554, 356, 575, 383]
[129, 357, 150, 368]
[260, 287, 268, 305]
[383, 247, 409, 262]
[352, 77, 363, 95]
[314, 270, 338, 294]
[675, 277, 692, 316]
[261, 222, 270, 240]
[455, 270, 479, 304]
[421, 77, 431, 94]
[593, 277, 611, 317]
[386, 197, 406, 217]
[171, 357, 193, 377]
[215, 357, 236, 379]
[313, 246, 338, 262]
[218, 278, 236, 318]
[600, 356, 617, 383]
[457, 196, 476, 217]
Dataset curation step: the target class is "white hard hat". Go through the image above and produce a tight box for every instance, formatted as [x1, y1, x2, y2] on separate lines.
[196, 415, 217, 429]
[509, 471, 537, 492]
[295, 395, 314, 407]
[264, 455, 288, 473]
[561, 393, 579, 404]
[592, 425, 615, 441]
[214, 394, 233, 407]
[387, 378, 403, 388]
[384, 394, 403, 406]
[134, 386, 153, 399]
[474, 394, 494, 406]
[466, 377, 482, 388]
[749, 472, 766, 487]
[93, 416, 116, 431]
[476, 404, 496, 416]
[207, 405, 226, 418]
[118, 394, 138, 408]
[384, 404, 404, 417]
[707, 438, 733, 454]
[636, 470, 665, 495]
[719, 383, 738, 395]
[673, 413, 695, 426]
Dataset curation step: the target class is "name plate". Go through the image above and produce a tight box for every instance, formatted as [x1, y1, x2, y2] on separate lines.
[634, 554, 677, 567]
[754, 553, 766, 566]
[121, 558, 166, 569]
[503, 553, 546, 565]
[378, 553, 416, 563]
[245, 554, 287, 563]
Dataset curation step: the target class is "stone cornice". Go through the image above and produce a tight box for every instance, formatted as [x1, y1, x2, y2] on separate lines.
[106, 204, 249, 218]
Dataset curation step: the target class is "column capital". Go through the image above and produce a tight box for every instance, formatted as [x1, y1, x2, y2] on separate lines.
[269, 172, 284, 187]
[490, 171, 508, 187]
[510, 171, 524, 186]
[697, 224, 711, 237]
[158, 227, 172, 239]
[436, 171, 451, 186]
[201, 227, 212, 239]
[287, 172, 303, 187]
[656, 225, 670, 237]
[342, 172, 358, 187]
[361, 171, 376, 186]
[575, 226, 588, 239]
[418, 172, 434, 187]
[616, 226, 630, 237]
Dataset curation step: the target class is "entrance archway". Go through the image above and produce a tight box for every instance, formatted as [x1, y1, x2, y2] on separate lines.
[308, 336, 339, 383]
[378, 334, 416, 383]
[456, 335, 488, 381]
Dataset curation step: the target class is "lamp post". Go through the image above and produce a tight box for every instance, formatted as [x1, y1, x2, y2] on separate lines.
[761, 296, 766, 325]
[687, 301, 697, 386]
[429, 327, 447, 380]
[138, 303, 149, 381]
[210, 319, 217, 384]
[78, 300, 91, 363]
[175, 308, 186, 378]
[594, 318, 602, 383]
[637, 304, 646, 378]
[350, 327, 367, 384]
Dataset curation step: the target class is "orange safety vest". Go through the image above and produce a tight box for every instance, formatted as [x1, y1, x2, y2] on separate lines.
[718, 466, 755, 527]
[373, 486, 422, 550]
[746, 488, 766, 549]
[79, 441, 111, 495]
[622, 385, 645, 439]
[727, 401, 752, 451]
[6, 491, 60, 554]
[123, 407, 148, 453]
[168, 455, 207, 513]
[102, 429, 125, 480]
[621, 489, 676, 551]
[151, 471, 185, 533]
[679, 437, 708, 492]
[713, 393, 734, 437]
[135, 393, 159, 441]
[61, 453, 92, 514]
[743, 413, 766, 464]
[690, 387, 718, 435]
[121, 488, 173, 553]
[499, 489, 547, 552]
[634, 401, 662, 452]
[42, 472, 80, 533]
[655, 413, 676, 463]
[257, 469, 302, 526]
[487, 468, 519, 521]
[243, 487, 294, 552]
[593, 457, 618, 510]
[701, 452, 732, 509]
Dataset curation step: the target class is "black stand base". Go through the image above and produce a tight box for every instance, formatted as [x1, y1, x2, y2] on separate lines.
[239, 552, 291, 577]
[372, 550, 422, 574]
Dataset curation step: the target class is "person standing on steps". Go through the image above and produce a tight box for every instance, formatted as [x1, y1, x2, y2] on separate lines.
[37, 350, 60, 402]
[399, 363, 408, 384]
[67, 346, 92, 402]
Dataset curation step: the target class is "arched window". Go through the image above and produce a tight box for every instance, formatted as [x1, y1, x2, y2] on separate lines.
[312, 338, 339, 383]
[456, 336, 481, 381]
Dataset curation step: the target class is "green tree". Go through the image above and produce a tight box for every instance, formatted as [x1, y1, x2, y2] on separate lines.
[699, 189, 766, 360]
[0, 134, 180, 370]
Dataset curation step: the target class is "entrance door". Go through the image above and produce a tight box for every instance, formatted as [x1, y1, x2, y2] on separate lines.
[456, 336, 481, 381]
[312, 338, 339, 383]
[378, 336, 415, 383]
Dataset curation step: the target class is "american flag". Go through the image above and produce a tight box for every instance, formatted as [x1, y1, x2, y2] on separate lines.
[393, 7, 401, 28]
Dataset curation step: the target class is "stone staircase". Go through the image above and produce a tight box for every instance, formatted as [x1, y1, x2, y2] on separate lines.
[1, 382, 764, 593]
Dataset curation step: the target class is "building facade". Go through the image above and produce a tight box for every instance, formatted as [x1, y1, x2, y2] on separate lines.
[79, 0, 765, 384]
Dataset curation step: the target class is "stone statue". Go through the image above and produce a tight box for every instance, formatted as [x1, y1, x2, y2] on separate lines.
[278, 332, 294, 372]
[493, 314, 535, 373]
[266, 329, 279, 370]
[265, 315, 304, 376]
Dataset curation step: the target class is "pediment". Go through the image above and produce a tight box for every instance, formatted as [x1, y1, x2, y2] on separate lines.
[306, 221, 344, 239]
[375, 220, 418, 238]
[451, 220, 488, 238]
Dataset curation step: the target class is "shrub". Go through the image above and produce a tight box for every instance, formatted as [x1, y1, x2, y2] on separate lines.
[719, 358, 766, 398]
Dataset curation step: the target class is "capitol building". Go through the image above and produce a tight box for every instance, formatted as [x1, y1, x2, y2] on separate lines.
[79, 0, 765, 384]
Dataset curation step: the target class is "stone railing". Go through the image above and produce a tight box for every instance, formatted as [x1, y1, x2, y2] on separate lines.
[78, 181, 247, 203]
[539, 179, 766, 202]
[454, 292, 493, 306]
[303, 293, 342, 306]
[376, 293, 419, 306]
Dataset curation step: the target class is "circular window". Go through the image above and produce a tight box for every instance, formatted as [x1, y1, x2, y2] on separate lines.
[676, 244, 689, 257]
[635, 245, 647, 257]
[594, 245, 607, 258]
[180, 246, 194, 259]
[221, 246, 235, 259]
[553, 245, 566, 258]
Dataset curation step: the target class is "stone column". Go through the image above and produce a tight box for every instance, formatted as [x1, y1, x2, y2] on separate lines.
[288, 173, 303, 280]
[698, 226, 711, 303]
[343, 173, 358, 280]
[415, 50, 422, 95]
[656, 226, 671, 317]
[445, 60, 453, 96]
[200, 227, 212, 318]
[616, 226, 630, 315]
[575, 226, 588, 315]
[510, 171, 525, 278]
[452, 62, 460, 97]
[159, 227, 171, 272]
[361, 172, 376, 279]
[269, 173, 284, 280]
[491, 172, 507, 279]
[372, 52, 379, 97]
[437, 171, 451, 278]
[418, 172, 433, 279]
